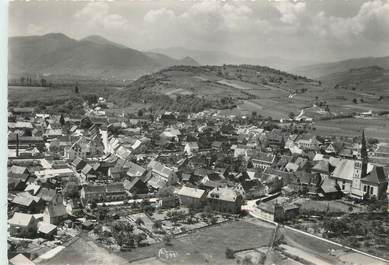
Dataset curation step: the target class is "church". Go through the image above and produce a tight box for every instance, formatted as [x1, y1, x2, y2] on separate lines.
[330, 131, 388, 200]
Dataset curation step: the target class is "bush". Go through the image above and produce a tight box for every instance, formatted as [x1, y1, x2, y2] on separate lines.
[225, 248, 235, 259]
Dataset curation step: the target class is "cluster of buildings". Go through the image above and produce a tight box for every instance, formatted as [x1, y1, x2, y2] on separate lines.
[7, 103, 389, 262]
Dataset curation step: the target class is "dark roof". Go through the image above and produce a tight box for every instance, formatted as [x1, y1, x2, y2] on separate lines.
[362, 166, 388, 184]
[72, 157, 85, 168]
[241, 179, 265, 192]
[312, 160, 330, 173]
[123, 178, 141, 191]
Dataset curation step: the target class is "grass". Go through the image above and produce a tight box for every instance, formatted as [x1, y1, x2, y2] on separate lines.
[311, 117, 389, 141]
[39, 236, 129, 265]
[116, 218, 275, 265]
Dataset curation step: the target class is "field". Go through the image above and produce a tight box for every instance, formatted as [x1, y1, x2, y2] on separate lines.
[39, 236, 129, 265]
[37, 217, 389, 265]
[8, 85, 117, 104]
[311, 117, 389, 141]
[118, 218, 275, 265]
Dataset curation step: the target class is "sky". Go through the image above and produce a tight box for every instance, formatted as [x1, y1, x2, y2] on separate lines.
[8, 0, 389, 62]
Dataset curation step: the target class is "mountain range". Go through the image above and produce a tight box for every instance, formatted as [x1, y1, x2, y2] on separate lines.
[8, 32, 389, 82]
[8, 33, 199, 80]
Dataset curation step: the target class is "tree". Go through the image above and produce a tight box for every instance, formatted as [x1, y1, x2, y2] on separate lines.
[40, 78, 47, 87]
[288, 112, 295, 120]
[163, 234, 173, 246]
[74, 84, 79, 94]
[353, 98, 358, 104]
[137, 108, 144, 117]
[91, 200, 98, 209]
[64, 182, 79, 198]
[135, 217, 144, 226]
[368, 138, 379, 145]
[225, 248, 235, 259]
[152, 220, 163, 230]
[59, 114, 65, 126]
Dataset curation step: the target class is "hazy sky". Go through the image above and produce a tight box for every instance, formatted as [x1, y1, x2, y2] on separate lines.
[9, 0, 389, 62]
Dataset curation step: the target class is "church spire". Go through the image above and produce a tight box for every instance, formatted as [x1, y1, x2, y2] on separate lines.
[361, 130, 368, 177]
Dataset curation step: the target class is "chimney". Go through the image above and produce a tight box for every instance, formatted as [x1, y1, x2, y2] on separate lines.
[16, 133, 19, 157]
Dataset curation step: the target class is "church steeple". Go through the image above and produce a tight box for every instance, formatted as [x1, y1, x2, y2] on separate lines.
[361, 130, 368, 177]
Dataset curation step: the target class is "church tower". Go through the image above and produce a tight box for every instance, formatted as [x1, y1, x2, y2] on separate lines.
[360, 130, 368, 177]
[352, 130, 368, 198]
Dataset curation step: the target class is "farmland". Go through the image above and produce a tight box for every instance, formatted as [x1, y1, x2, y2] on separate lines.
[311, 117, 389, 141]
[8, 64, 389, 140]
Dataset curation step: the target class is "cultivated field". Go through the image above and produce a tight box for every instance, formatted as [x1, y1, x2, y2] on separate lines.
[311, 117, 389, 141]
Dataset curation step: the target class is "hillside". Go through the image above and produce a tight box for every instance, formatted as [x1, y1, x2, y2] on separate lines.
[320, 66, 389, 96]
[9, 33, 199, 80]
[111, 64, 317, 114]
[292, 56, 389, 78]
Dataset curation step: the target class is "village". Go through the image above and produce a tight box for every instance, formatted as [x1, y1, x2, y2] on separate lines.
[7, 96, 389, 265]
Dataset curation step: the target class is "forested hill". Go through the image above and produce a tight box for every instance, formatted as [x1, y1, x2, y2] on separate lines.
[110, 64, 316, 113]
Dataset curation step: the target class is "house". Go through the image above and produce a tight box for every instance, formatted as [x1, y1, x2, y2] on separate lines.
[250, 152, 275, 170]
[285, 162, 299, 172]
[184, 142, 199, 155]
[360, 166, 388, 200]
[176, 186, 207, 208]
[207, 187, 243, 213]
[319, 175, 341, 199]
[8, 212, 37, 237]
[37, 222, 57, 239]
[9, 254, 36, 265]
[65, 136, 104, 160]
[147, 160, 177, 184]
[43, 194, 68, 225]
[109, 159, 129, 180]
[24, 183, 41, 196]
[331, 159, 363, 196]
[296, 135, 322, 150]
[241, 179, 268, 199]
[267, 129, 285, 148]
[123, 178, 148, 195]
[72, 157, 86, 171]
[256, 202, 277, 222]
[295, 171, 321, 194]
[81, 164, 95, 176]
[274, 203, 300, 222]
[325, 142, 344, 155]
[9, 165, 29, 179]
[11, 192, 43, 213]
[211, 141, 223, 150]
[81, 183, 127, 203]
[233, 144, 252, 158]
[126, 161, 146, 179]
[37, 188, 58, 203]
[116, 145, 132, 160]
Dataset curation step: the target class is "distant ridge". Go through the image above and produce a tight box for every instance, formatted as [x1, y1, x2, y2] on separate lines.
[9, 33, 199, 80]
[292, 56, 389, 78]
